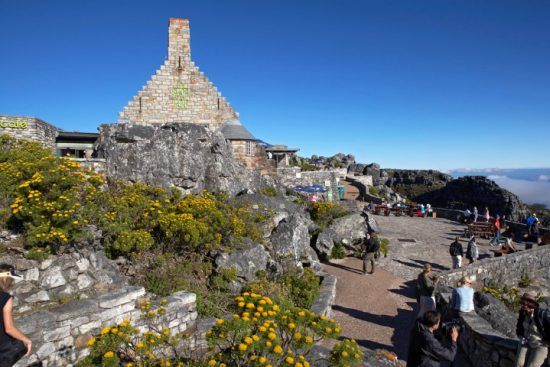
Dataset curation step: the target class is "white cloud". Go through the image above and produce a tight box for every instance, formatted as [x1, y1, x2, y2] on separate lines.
[490, 176, 550, 208]
[538, 175, 550, 182]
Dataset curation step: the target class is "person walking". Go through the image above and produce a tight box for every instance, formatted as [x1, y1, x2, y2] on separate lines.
[449, 237, 464, 269]
[407, 310, 458, 367]
[515, 291, 550, 367]
[449, 276, 475, 318]
[484, 207, 490, 222]
[489, 215, 501, 246]
[465, 236, 479, 264]
[361, 233, 380, 275]
[417, 264, 439, 317]
[473, 206, 479, 222]
[0, 264, 32, 366]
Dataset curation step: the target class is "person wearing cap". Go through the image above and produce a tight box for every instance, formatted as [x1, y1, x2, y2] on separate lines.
[515, 291, 550, 367]
[0, 264, 32, 365]
[417, 263, 439, 318]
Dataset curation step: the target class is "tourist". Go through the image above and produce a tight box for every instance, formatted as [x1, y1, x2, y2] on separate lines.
[407, 310, 458, 367]
[465, 236, 479, 264]
[502, 237, 518, 253]
[417, 264, 439, 317]
[531, 214, 540, 238]
[500, 214, 508, 233]
[473, 206, 479, 222]
[449, 276, 475, 317]
[449, 237, 464, 269]
[484, 207, 490, 222]
[489, 214, 501, 246]
[420, 204, 426, 217]
[515, 291, 550, 367]
[361, 233, 380, 275]
[526, 214, 536, 235]
[369, 201, 376, 212]
[0, 264, 32, 366]
[463, 208, 472, 223]
[426, 203, 433, 217]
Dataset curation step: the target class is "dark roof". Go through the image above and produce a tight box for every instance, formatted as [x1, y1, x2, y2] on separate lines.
[265, 147, 299, 153]
[57, 131, 99, 139]
[219, 120, 256, 141]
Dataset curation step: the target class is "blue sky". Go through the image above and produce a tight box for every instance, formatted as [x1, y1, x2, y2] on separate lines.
[1, 0, 549, 170]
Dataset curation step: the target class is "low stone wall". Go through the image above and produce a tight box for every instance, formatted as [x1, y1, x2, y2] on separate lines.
[439, 293, 517, 367]
[277, 167, 340, 202]
[346, 176, 382, 204]
[70, 157, 106, 174]
[15, 287, 197, 367]
[438, 245, 550, 289]
[0, 247, 124, 314]
[310, 273, 337, 317]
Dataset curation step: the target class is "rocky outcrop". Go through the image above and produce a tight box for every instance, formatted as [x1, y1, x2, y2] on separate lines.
[314, 213, 377, 256]
[474, 293, 517, 339]
[97, 123, 272, 195]
[416, 176, 528, 220]
[215, 241, 271, 290]
[382, 169, 452, 200]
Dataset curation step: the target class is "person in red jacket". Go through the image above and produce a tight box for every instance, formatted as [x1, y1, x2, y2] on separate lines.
[489, 214, 501, 246]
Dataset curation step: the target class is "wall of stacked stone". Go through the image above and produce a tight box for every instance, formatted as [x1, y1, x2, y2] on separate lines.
[437, 246, 550, 367]
[70, 157, 106, 174]
[119, 18, 238, 129]
[439, 293, 517, 367]
[277, 168, 340, 202]
[0, 115, 57, 149]
[14, 287, 197, 367]
[438, 245, 550, 289]
[229, 140, 272, 173]
[0, 246, 124, 314]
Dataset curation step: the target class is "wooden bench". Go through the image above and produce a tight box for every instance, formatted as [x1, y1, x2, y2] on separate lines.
[464, 223, 494, 239]
[374, 205, 391, 216]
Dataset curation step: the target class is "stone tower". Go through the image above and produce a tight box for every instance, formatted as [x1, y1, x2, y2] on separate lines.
[118, 18, 238, 128]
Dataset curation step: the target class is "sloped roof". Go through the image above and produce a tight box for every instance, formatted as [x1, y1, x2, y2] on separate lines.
[219, 120, 256, 141]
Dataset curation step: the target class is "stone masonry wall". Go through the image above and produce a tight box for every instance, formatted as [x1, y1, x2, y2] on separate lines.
[277, 167, 340, 202]
[118, 18, 238, 129]
[0, 114, 57, 149]
[70, 158, 106, 174]
[438, 246, 550, 367]
[230, 140, 272, 173]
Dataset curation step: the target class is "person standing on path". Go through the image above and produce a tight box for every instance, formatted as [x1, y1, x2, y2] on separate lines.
[465, 236, 479, 264]
[489, 215, 501, 246]
[407, 310, 458, 367]
[417, 264, 439, 317]
[361, 233, 380, 275]
[449, 237, 464, 269]
[484, 207, 490, 222]
[515, 291, 550, 367]
[473, 206, 479, 222]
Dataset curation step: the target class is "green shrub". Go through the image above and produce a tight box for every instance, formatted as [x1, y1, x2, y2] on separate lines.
[518, 273, 532, 288]
[258, 187, 278, 197]
[368, 186, 378, 196]
[379, 237, 389, 257]
[309, 202, 348, 229]
[329, 339, 364, 367]
[300, 163, 319, 171]
[330, 243, 346, 260]
[280, 268, 321, 309]
[111, 229, 154, 258]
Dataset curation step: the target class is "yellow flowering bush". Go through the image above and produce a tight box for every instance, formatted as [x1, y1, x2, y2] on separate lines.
[329, 339, 363, 367]
[309, 202, 348, 229]
[206, 293, 353, 367]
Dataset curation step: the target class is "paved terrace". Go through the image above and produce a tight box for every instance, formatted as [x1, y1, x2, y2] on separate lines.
[321, 215, 517, 365]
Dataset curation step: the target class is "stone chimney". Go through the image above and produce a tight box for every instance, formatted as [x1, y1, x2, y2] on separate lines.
[168, 18, 190, 66]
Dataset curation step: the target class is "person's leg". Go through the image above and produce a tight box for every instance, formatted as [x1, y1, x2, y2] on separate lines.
[362, 256, 368, 274]
[524, 345, 548, 367]
[515, 345, 528, 367]
[452, 256, 458, 269]
[457, 255, 462, 268]
[428, 296, 436, 312]
[369, 253, 375, 274]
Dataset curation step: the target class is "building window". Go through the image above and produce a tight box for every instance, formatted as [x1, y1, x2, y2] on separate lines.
[246, 141, 254, 157]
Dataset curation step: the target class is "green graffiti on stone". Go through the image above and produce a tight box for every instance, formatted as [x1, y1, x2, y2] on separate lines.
[172, 82, 189, 109]
[0, 120, 28, 129]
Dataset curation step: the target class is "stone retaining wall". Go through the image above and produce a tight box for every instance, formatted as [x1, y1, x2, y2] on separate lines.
[15, 287, 197, 367]
[70, 158, 106, 174]
[277, 167, 340, 202]
[310, 273, 337, 317]
[438, 245, 550, 289]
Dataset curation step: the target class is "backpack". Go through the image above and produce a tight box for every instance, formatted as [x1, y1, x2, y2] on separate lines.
[368, 238, 380, 253]
[449, 242, 459, 256]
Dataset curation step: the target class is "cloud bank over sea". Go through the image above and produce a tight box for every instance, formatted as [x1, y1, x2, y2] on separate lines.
[447, 168, 550, 208]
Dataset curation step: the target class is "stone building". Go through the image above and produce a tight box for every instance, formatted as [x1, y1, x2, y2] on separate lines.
[219, 119, 271, 171]
[0, 114, 57, 149]
[118, 18, 238, 128]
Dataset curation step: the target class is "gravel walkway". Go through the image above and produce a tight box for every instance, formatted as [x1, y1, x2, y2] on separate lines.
[322, 215, 479, 365]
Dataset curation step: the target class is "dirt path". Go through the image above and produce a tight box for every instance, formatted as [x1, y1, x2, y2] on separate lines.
[322, 258, 416, 359]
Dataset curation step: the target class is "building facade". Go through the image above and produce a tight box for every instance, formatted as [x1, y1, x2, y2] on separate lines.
[118, 18, 238, 129]
[0, 115, 57, 150]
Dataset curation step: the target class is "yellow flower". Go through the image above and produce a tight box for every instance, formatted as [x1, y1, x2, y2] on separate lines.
[325, 327, 332, 333]
[100, 326, 111, 335]
[288, 323, 296, 329]
[238, 343, 247, 351]
[208, 360, 216, 366]
[259, 356, 267, 363]
[305, 336, 313, 344]
[246, 303, 255, 309]
[86, 337, 95, 347]
[244, 337, 253, 344]
[293, 332, 302, 340]
[267, 332, 276, 340]
[286, 357, 294, 364]
[103, 351, 114, 358]
[259, 326, 267, 332]
[136, 342, 144, 348]
[295, 363, 304, 367]
[341, 351, 348, 357]
[216, 319, 224, 325]
[273, 345, 283, 354]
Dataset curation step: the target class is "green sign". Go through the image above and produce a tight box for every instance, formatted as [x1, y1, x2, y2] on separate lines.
[172, 82, 189, 109]
[0, 120, 28, 129]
